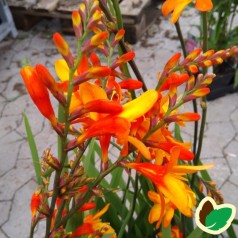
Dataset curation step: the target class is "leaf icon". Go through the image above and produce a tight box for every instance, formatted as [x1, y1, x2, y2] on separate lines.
[205, 207, 233, 231]
[195, 196, 237, 235]
[199, 200, 214, 225]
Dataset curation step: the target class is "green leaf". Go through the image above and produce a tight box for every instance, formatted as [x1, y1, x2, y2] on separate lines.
[233, 68, 238, 89]
[227, 224, 237, 237]
[174, 124, 183, 142]
[65, 212, 83, 233]
[23, 112, 42, 185]
[187, 226, 204, 238]
[205, 208, 233, 230]
[232, 218, 238, 225]
[57, 104, 68, 172]
[162, 224, 171, 238]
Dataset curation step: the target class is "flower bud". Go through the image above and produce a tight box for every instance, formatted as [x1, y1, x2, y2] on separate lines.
[53, 33, 74, 68]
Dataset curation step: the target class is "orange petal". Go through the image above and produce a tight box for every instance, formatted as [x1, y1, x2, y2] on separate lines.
[78, 202, 96, 212]
[118, 79, 143, 90]
[160, 73, 189, 91]
[20, 66, 57, 124]
[72, 223, 94, 237]
[76, 117, 130, 145]
[77, 55, 89, 74]
[118, 90, 158, 122]
[53, 32, 70, 57]
[128, 136, 151, 159]
[31, 192, 41, 218]
[158, 142, 194, 161]
[163, 53, 181, 72]
[162, 0, 193, 23]
[195, 0, 213, 11]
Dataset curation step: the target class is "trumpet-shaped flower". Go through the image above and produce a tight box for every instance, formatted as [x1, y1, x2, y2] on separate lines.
[20, 66, 57, 126]
[162, 0, 213, 23]
[127, 146, 213, 216]
[72, 204, 115, 237]
[148, 190, 176, 228]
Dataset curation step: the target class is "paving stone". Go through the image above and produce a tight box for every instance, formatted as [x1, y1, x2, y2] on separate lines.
[0, 115, 23, 139]
[1, 180, 36, 238]
[0, 229, 7, 238]
[201, 122, 235, 158]
[220, 181, 238, 219]
[231, 106, 238, 131]
[0, 158, 35, 200]
[225, 141, 238, 163]
[207, 93, 238, 123]
[0, 201, 11, 226]
[1, 95, 29, 117]
[204, 157, 231, 188]
[0, 131, 21, 176]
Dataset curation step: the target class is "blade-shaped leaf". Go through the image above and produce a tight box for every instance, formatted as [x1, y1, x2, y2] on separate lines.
[23, 112, 42, 185]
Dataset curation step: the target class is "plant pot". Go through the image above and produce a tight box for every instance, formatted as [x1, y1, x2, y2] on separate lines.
[207, 62, 238, 101]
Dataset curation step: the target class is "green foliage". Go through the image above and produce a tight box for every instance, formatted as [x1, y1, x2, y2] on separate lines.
[23, 112, 42, 185]
[207, 0, 238, 50]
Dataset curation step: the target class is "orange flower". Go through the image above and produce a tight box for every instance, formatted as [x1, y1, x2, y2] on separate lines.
[148, 191, 176, 228]
[20, 66, 57, 125]
[162, 0, 213, 23]
[30, 191, 41, 218]
[72, 204, 115, 237]
[127, 146, 213, 216]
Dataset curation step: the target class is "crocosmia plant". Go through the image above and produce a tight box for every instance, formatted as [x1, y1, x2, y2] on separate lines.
[20, 0, 238, 237]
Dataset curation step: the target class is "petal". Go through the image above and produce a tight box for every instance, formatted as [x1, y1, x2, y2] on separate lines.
[20, 66, 57, 124]
[170, 0, 193, 23]
[159, 174, 196, 216]
[148, 190, 161, 204]
[53, 32, 70, 57]
[163, 53, 181, 72]
[72, 223, 94, 237]
[162, 0, 193, 23]
[76, 117, 130, 145]
[93, 204, 110, 220]
[163, 207, 174, 228]
[127, 136, 151, 159]
[55, 59, 71, 81]
[172, 163, 214, 174]
[77, 54, 89, 74]
[118, 79, 143, 90]
[195, 0, 213, 11]
[79, 82, 107, 120]
[118, 90, 158, 122]
[148, 204, 161, 224]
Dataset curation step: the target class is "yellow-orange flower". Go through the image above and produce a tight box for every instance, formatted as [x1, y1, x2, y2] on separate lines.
[162, 0, 213, 23]
[148, 191, 176, 228]
[127, 146, 213, 216]
[72, 204, 115, 237]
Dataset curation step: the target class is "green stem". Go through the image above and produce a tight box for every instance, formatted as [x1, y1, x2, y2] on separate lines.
[99, 0, 147, 92]
[175, 21, 187, 58]
[174, 20, 199, 155]
[54, 156, 125, 229]
[118, 174, 139, 238]
[45, 38, 86, 236]
[191, 12, 208, 188]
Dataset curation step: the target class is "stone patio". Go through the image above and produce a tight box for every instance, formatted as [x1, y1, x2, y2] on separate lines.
[0, 6, 238, 238]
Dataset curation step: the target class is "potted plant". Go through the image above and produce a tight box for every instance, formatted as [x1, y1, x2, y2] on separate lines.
[206, 0, 238, 100]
